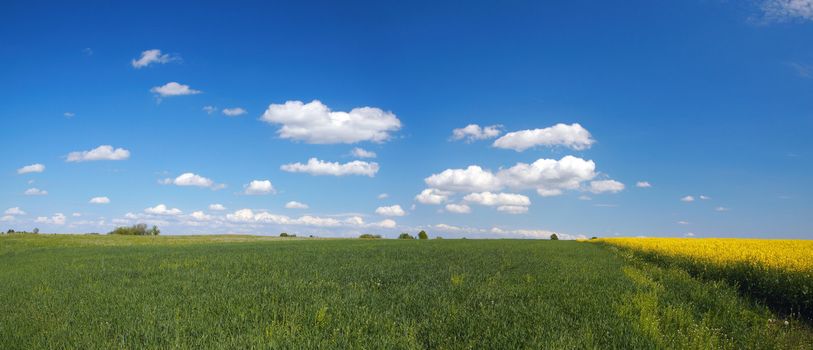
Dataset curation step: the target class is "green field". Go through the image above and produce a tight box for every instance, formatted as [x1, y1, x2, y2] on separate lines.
[1, 234, 811, 349]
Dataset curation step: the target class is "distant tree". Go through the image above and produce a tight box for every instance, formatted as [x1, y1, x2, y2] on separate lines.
[359, 234, 382, 239]
[435, 236, 444, 239]
[398, 233, 415, 240]
[280, 232, 289, 237]
[109, 223, 153, 236]
[32, 228, 39, 234]
[590, 236, 598, 240]
[7, 229, 14, 234]
[418, 230, 428, 240]
[550, 233, 559, 241]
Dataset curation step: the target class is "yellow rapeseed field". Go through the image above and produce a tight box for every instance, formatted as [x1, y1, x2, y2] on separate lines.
[595, 238, 813, 320]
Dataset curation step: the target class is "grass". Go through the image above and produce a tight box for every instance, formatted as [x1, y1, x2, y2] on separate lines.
[0, 234, 811, 349]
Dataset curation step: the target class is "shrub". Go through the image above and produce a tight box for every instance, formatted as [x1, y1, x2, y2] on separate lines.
[109, 224, 158, 236]
[398, 233, 415, 240]
[550, 234, 559, 241]
[418, 230, 428, 239]
[359, 234, 382, 239]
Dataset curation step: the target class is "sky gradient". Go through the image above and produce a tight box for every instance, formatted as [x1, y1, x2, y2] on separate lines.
[2, 0, 812, 239]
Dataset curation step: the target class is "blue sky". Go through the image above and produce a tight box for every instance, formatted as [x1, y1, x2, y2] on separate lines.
[1, 0, 812, 238]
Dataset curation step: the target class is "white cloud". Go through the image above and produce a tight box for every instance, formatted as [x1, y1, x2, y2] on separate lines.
[260, 100, 401, 144]
[209, 204, 226, 211]
[64, 112, 75, 118]
[495, 228, 586, 240]
[0, 215, 13, 222]
[244, 180, 275, 195]
[144, 204, 182, 216]
[4, 207, 25, 215]
[588, 180, 625, 194]
[203, 106, 217, 114]
[374, 219, 397, 229]
[131, 49, 177, 68]
[67, 145, 130, 162]
[578, 195, 592, 201]
[492, 123, 595, 151]
[190, 211, 212, 221]
[222, 107, 247, 117]
[678, 221, 689, 225]
[285, 201, 309, 209]
[762, 0, 813, 21]
[463, 192, 531, 206]
[170, 173, 215, 188]
[681, 195, 695, 202]
[415, 188, 452, 205]
[497, 205, 528, 214]
[497, 156, 597, 195]
[377, 193, 389, 199]
[375, 205, 406, 216]
[636, 181, 652, 188]
[435, 223, 464, 231]
[699, 195, 711, 200]
[17, 163, 45, 174]
[150, 82, 201, 97]
[451, 124, 502, 142]
[281, 158, 379, 177]
[351, 147, 376, 158]
[425, 165, 501, 193]
[225, 208, 396, 229]
[89, 196, 110, 204]
[72, 213, 81, 217]
[36, 213, 66, 225]
[684, 232, 696, 237]
[715, 206, 730, 212]
[24, 188, 47, 196]
[445, 203, 471, 214]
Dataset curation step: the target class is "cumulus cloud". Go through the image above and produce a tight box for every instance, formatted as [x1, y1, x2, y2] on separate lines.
[0, 215, 13, 222]
[435, 223, 464, 231]
[699, 195, 711, 200]
[493, 123, 595, 151]
[4, 207, 26, 215]
[203, 106, 217, 114]
[190, 211, 212, 221]
[89, 196, 110, 204]
[681, 196, 695, 202]
[715, 206, 730, 212]
[377, 193, 389, 199]
[260, 100, 401, 144]
[375, 205, 406, 216]
[445, 203, 471, 214]
[285, 201, 309, 209]
[225, 208, 395, 229]
[281, 158, 379, 177]
[131, 49, 177, 68]
[636, 181, 651, 188]
[414, 188, 452, 205]
[463, 192, 531, 206]
[244, 180, 275, 195]
[209, 204, 226, 211]
[222, 107, 247, 117]
[67, 145, 130, 162]
[24, 188, 47, 196]
[451, 124, 502, 142]
[160, 172, 225, 190]
[36, 213, 66, 225]
[144, 204, 182, 216]
[150, 82, 201, 97]
[351, 147, 376, 158]
[496, 156, 597, 195]
[17, 163, 45, 174]
[424, 165, 502, 193]
[762, 0, 813, 21]
[588, 180, 625, 194]
[497, 205, 529, 214]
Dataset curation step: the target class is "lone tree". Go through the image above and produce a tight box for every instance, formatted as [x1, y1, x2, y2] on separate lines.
[109, 223, 159, 236]
[550, 233, 559, 240]
[32, 228, 39, 234]
[418, 230, 428, 239]
[398, 233, 415, 240]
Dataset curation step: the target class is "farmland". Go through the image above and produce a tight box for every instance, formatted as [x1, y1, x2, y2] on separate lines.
[0, 234, 812, 349]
